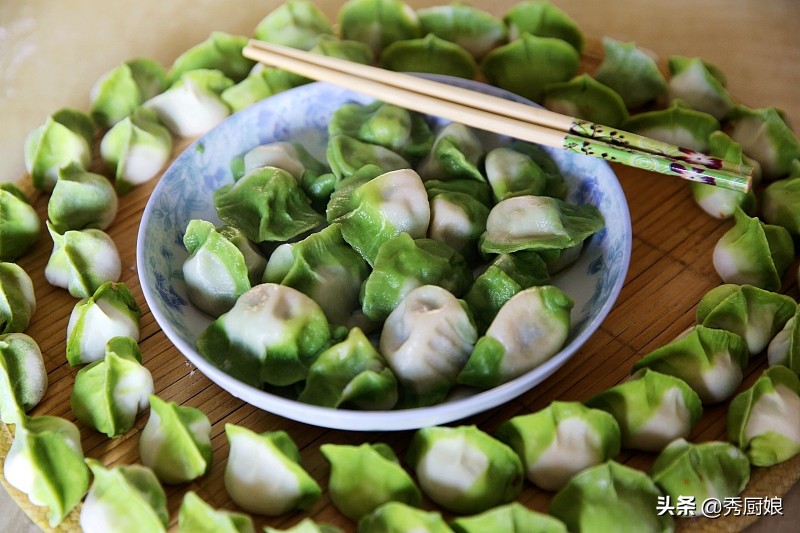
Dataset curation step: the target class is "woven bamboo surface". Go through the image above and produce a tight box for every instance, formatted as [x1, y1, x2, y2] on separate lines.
[1, 41, 798, 533]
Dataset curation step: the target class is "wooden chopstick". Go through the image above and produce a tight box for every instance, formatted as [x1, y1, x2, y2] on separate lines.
[243, 40, 752, 193]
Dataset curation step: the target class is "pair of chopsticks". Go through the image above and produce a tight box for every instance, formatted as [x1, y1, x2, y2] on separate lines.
[243, 40, 752, 193]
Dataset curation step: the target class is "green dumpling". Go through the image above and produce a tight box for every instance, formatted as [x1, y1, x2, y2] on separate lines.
[197, 283, 334, 387]
[254, 0, 333, 50]
[358, 502, 452, 533]
[221, 66, 306, 113]
[214, 166, 323, 243]
[168, 31, 254, 83]
[631, 325, 748, 404]
[712, 207, 794, 291]
[727, 105, 800, 180]
[265, 518, 342, 533]
[481, 32, 579, 103]
[326, 134, 410, 180]
[0, 333, 47, 424]
[667, 55, 735, 120]
[224, 424, 321, 516]
[329, 101, 434, 161]
[298, 327, 397, 409]
[484, 147, 549, 202]
[327, 168, 430, 265]
[543, 74, 628, 128]
[623, 101, 720, 152]
[264, 223, 369, 326]
[427, 189, 490, 258]
[407, 425, 523, 514]
[90, 57, 167, 127]
[81, 460, 168, 533]
[594, 37, 667, 109]
[178, 491, 254, 533]
[650, 439, 750, 512]
[3, 415, 90, 527]
[480, 195, 604, 254]
[696, 283, 796, 356]
[380, 34, 478, 80]
[424, 178, 493, 208]
[550, 461, 674, 533]
[727, 366, 800, 466]
[418, 2, 507, 59]
[767, 305, 799, 374]
[338, 0, 422, 56]
[321, 442, 421, 519]
[418, 123, 485, 182]
[24, 108, 94, 192]
[48, 163, 118, 232]
[0, 262, 36, 335]
[762, 160, 800, 235]
[495, 401, 620, 492]
[44, 223, 121, 299]
[450, 502, 567, 533]
[140, 395, 212, 484]
[70, 337, 153, 438]
[586, 368, 703, 452]
[360, 233, 472, 322]
[100, 107, 173, 194]
[459, 285, 573, 388]
[503, 0, 584, 52]
[0, 184, 40, 262]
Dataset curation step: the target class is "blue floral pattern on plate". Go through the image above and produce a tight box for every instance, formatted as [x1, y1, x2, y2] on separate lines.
[136, 76, 632, 431]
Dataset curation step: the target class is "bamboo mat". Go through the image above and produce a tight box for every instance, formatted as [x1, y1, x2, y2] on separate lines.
[1, 42, 799, 533]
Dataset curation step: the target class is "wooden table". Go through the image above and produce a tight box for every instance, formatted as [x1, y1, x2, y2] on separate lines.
[1, 1, 799, 532]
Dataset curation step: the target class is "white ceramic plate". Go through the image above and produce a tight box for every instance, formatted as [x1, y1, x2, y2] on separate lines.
[137, 75, 632, 431]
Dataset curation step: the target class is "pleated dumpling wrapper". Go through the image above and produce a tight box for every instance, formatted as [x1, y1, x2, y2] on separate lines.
[727, 366, 800, 466]
[696, 284, 797, 356]
[327, 168, 430, 265]
[712, 207, 794, 292]
[361, 233, 472, 322]
[418, 123, 484, 182]
[543, 74, 628, 128]
[326, 134, 410, 180]
[379, 285, 477, 407]
[0, 333, 47, 424]
[503, 0, 583, 52]
[24, 108, 93, 191]
[0, 183, 40, 261]
[48, 163, 118, 233]
[298, 327, 397, 410]
[495, 401, 621, 492]
[254, 0, 333, 50]
[224, 424, 321, 516]
[450, 502, 567, 533]
[89, 57, 166, 128]
[479, 195, 604, 255]
[70, 337, 153, 438]
[100, 107, 173, 194]
[182, 219, 267, 317]
[321, 442, 421, 520]
[631, 325, 749, 404]
[44, 222, 121, 299]
[380, 34, 478, 80]
[586, 368, 703, 452]
[358, 502, 451, 533]
[459, 285, 573, 388]
[3, 415, 90, 527]
[762, 160, 800, 235]
[214, 166, 323, 243]
[144, 69, 233, 137]
[263, 223, 368, 327]
[622, 101, 720, 153]
[549, 461, 674, 533]
[0, 262, 36, 334]
[80, 460, 168, 533]
[337, 0, 421, 57]
[139, 395, 212, 484]
[650, 439, 750, 515]
[178, 491, 254, 533]
[66, 281, 141, 366]
[418, 2, 506, 59]
[197, 283, 336, 387]
[426, 184, 490, 258]
[767, 305, 799, 374]
[407, 425, 524, 514]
